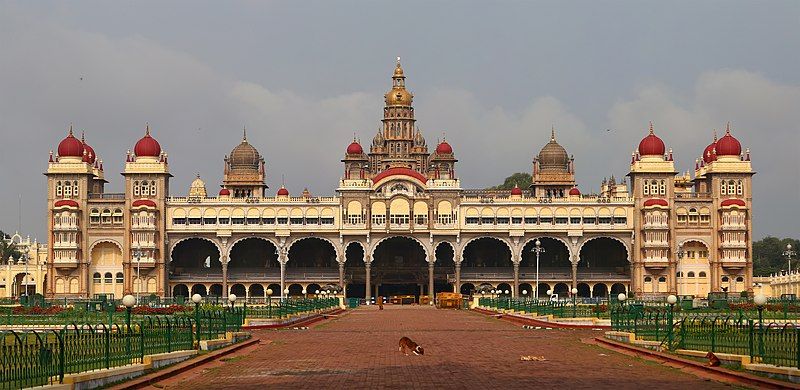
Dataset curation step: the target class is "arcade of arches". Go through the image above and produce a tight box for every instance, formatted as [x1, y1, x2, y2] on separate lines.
[167, 235, 631, 300]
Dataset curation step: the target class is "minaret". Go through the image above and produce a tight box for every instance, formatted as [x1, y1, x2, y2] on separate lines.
[369, 57, 429, 174]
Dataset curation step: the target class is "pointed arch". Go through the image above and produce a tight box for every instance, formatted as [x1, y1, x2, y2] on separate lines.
[369, 235, 429, 263]
[577, 235, 630, 263]
[169, 236, 222, 262]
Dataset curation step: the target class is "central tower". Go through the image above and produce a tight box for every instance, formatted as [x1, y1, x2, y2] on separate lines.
[369, 58, 430, 175]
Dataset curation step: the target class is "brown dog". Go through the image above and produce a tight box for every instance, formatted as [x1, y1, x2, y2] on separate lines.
[399, 336, 424, 356]
[706, 351, 721, 367]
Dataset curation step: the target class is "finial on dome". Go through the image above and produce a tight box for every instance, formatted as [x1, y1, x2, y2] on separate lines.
[726, 122, 731, 134]
[68, 124, 74, 136]
[396, 56, 401, 66]
[649, 121, 654, 134]
[713, 129, 718, 141]
[550, 126, 555, 141]
[196, 172, 201, 179]
[145, 123, 151, 136]
[81, 130, 85, 143]
[243, 126, 247, 142]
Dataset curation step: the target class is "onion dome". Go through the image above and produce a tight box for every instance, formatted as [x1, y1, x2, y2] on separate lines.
[436, 139, 453, 154]
[510, 185, 523, 196]
[346, 139, 363, 155]
[218, 188, 231, 196]
[134, 125, 162, 157]
[302, 188, 312, 198]
[537, 129, 569, 172]
[703, 131, 717, 164]
[638, 122, 666, 156]
[276, 186, 289, 196]
[80, 133, 97, 164]
[715, 124, 742, 157]
[385, 57, 413, 106]
[230, 129, 261, 170]
[569, 187, 581, 196]
[57, 127, 84, 157]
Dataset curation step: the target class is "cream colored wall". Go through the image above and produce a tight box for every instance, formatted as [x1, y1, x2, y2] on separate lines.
[677, 241, 711, 297]
[89, 242, 123, 297]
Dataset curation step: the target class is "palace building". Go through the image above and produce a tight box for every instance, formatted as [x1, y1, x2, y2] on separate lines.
[44, 59, 755, 301]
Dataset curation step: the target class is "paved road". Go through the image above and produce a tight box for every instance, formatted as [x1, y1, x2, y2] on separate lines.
[158, 305, 730, 389]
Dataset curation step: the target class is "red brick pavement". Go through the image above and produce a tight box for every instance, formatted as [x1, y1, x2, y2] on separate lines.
[154, 305, 730, 389]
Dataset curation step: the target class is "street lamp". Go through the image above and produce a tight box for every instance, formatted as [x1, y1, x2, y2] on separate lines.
[784, 244, 796, 273]
[675, 245, 685, 296]
[302, 288, 307, 299]
[191, 294, 202, 345]
[284, 288, 290, 300]
[122, 294, 136, 355]
[228, 293, 237, 309]
[266, 288, 273, 318]
[531, 239, 545, 299]
[21, 253, 29, 298]
[667, 294, 677, 348]
[571, 287, 578, 318]
[133, 245, 144, 304]
[617, 292, 627, 306]
[754, 293, 767, 358]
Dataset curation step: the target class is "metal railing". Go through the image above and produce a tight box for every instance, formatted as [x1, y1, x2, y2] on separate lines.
[478, 297, 610, 318]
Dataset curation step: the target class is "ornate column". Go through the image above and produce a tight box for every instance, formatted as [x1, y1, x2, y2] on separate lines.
[338, 262, 345, 288]
[221, 255, 228, 296]
[512, 263, 520, 298]
[454, 261, 461, 294]
[571, 262, 578, 291]
[428, 262, 435, 302]
[365, 262, 372, 302]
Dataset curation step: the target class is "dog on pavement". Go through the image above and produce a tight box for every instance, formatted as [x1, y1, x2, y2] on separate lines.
[398, 336, 424, 356]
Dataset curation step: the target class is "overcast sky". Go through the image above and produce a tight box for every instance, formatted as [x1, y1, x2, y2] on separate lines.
[1, 1, 798, 241]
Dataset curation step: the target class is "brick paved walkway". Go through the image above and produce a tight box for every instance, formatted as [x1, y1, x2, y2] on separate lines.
[156, 306, 729, 389]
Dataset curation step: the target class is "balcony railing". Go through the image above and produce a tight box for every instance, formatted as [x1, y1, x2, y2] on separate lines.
[88, 193, 125, 200]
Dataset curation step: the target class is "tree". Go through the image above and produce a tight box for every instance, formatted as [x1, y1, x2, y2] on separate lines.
[487, 172, 532, 190]
[753, 236, 800, 276]
[0, 230, 21, 264]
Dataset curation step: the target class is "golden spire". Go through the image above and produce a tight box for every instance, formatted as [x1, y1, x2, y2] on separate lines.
[551, 126, 556, 141]
[145, 123, 151, 136]
[243, 126, 248, 142]
[726, 121, 731, 134]
[649, 121, 654, 134]
[713, 129, 717, 141]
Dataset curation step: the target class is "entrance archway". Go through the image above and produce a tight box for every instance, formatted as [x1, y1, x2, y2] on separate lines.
[287, 238, 337, 281]
[460, 282, 476, 296]
[344, 242, 365, 298]
[578, 237, 629, 276]
[519, 283, 533, 297]
[249, 284, 265, 298]
[372, 237, 428, 298]
[434, 242, 455, 294]
[577, 283, 591, 298]
[521, 237, 571, 278]
[230, 284, 246, 297]
[171, 238, 221, 277]
[191, 284, 207, 296]
[592, 283, 608, 298]
[173, 284, 189, 297]
[228, 238, 279, 276]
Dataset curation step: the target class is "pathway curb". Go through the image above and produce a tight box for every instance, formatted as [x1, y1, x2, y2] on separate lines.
[473, 307, 611, 330]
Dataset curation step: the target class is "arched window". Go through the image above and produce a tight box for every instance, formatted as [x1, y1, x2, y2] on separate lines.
[676, 272, 683, 278]
[736, 180, 743, 195]
[56, 181, 63, 197]
[687, 271, 695, 277]
[659, 180, 666, 195]
[90, 209, 100, 224]
[699, 271, 707, 278]
[650, 180, 659, 195]
[644, 276, 652, 282]
[658, 276, 666, 283]
[727, 180, 735, 195]
[116, 272, 124, 283]
[643, 181, 649, 196]
[133, 181, 140, 196]
[112, 209, 123, 224]
[721, 181, 726, 195]
[142, 181, 149, 196]
[150, 181, 157, 196]
[64, 182, 72, 197]
[104, 272, 113, 283]
[101, 209, 112, 224]
[93, 272, 101, 283]
[721, 276, 729, 282]
[736, 276, 744, 282]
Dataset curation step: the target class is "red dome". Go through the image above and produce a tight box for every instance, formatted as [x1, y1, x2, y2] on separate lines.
[715, 127, 741, 156]
[436, 140, 453, 154]
[346, 140, 363, 155]
[83, 143, 96, 164]
[638, 124, 665, 156]
[702, 141, 717, 164]
[277, 187, 289, 196]
[134, 127, 161, 157]
[569, 187, 581, 196]
[219, 188, 231, 196]
[510, 185, 523, 196]
[57, 129, 84, 158]
[132, 199, 157, 208]
[372, 167, 428, 184]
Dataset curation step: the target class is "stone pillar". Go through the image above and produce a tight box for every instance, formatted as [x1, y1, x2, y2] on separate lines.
[338, 262, 345, 288]
[454, 262, 461, 294]
[280, 261, 286, 299]
[221, 256, 228, 297]
[365, 262, 371, 303]
[428, 262, 435, 302]
[512, 263, 520, 298]
[667, 259, 677, 295]
[571, 263, 578, 291]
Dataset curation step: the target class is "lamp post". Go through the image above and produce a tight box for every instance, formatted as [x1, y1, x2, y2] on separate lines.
[531, 239, 545, 299]
[784, 244, 796, 274]
[754, 293, 767, 359]
[191, 294, 202, 346]
[667, 294, 677, 349]
[21, 253, 29, 298]
[675, 245, 685, 296]
[228, 293, 237, 309]
[571, 287, 578, 318]
[133, 245, 144, 304]
[122, 294, 136, 355]
[266, 288, 273, 318]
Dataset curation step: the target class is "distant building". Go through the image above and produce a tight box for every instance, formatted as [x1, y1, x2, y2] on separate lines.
[44, 59, 754, 300]
[2, 232, 47, 297]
